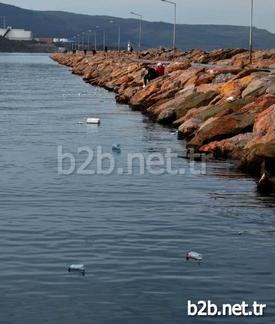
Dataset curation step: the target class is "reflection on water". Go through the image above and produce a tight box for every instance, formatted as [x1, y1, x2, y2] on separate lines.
[0, 54, 274, 324]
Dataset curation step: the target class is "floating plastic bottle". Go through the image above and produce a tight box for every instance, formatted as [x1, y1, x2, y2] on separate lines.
[68, 264, 85, 276]
[86, 118, 100, 125]
[186, 251, 203, 262]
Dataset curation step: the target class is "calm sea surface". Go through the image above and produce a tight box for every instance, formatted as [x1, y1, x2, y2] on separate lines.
[0, 53, 274, 324]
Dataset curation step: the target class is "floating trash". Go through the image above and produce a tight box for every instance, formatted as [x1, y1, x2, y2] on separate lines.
[86, 118, 101, 125]
[68, 264, 85, 276]
[170, 131, 178, 135]
[186, 251, 203, 262]
[112, 144, 121, 153]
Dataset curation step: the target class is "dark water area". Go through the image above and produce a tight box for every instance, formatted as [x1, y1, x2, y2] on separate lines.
[0, 53, 274, 324]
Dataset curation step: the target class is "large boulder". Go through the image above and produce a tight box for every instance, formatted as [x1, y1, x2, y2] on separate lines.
[174, 91, 218, 119]
[240, 94, 275, 113]
[129, 78, 163, 109]
[166, 61, 191, 73]
[177, 97, 253, 137]
[199, 133, 254, 158]
[188, 111, 257, 148]
[242, 75, 274, 98]
[235, 105, 275, 173]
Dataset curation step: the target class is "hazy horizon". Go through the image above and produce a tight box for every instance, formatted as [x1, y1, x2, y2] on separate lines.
[1, 0, 275, 33]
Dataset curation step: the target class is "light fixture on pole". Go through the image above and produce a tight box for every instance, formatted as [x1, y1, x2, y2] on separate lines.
[130, 11, 143, 50]
[161, 0, 177, 50]
[249, 0, 254, 64]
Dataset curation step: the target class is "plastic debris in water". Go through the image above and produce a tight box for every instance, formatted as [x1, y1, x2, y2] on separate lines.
[68, 264, 85, 276]
[186, 251, 203, 262]
[86, 118, 101, 125]
[112, 144, 121, 153]
[170, 131, 178, 135]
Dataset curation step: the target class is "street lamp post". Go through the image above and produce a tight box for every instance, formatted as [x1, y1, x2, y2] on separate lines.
[110, 20, 121, 51]
[72, 36, 76, 51]
[88, 30, 91, 51]
[77, 34, 80, 51]
[118, 25, 121, 51]
[161, 0, 177, 50]
[103, 30, 106, 49]
[82, 32, 85, 50]
[95, 26, 106, 50]
[130, 11, 143, 50]
[249, 0, 254, 64]
[1, 16, 6, 29]
[94, 30, 97, 51]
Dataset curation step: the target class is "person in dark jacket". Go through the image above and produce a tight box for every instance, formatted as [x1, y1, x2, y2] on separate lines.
[143, 66, 159, 86]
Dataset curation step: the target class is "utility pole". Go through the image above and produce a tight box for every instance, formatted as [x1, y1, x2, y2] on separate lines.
[82, 32, 85, 50]
[161, 0, 177, 50]
[249, 0, 254, 64]
[130, 11, 143, 50]
[118, 25, 121, 51]
[110, 20, 121, 51]
[103, 30, 106, 49]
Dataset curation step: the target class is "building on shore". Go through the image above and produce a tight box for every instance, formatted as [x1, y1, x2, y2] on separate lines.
[0, 27, 32, 41]
[53, 38, 70, 43]
[34, 37, 54, 44]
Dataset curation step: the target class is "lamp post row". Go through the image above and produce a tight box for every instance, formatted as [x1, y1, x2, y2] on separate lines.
[71, 0, 254, 60]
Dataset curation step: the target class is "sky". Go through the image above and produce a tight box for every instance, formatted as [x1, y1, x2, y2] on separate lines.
[1, 0, 275, 33]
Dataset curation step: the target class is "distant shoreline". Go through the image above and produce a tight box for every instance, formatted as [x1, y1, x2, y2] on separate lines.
[0, 37, 58, 53]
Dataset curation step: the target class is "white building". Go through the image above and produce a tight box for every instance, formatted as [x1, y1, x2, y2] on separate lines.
[53, 38, 70, 43]
[0, 27, 32, 41]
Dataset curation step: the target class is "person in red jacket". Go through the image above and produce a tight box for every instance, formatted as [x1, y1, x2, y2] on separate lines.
[155, 62, 165, 76]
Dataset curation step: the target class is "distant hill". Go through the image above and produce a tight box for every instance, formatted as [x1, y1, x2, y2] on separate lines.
[0, 2, 275, 51]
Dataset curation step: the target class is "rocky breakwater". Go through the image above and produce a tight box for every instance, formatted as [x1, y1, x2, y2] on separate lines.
[51, 48, 275, 190]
